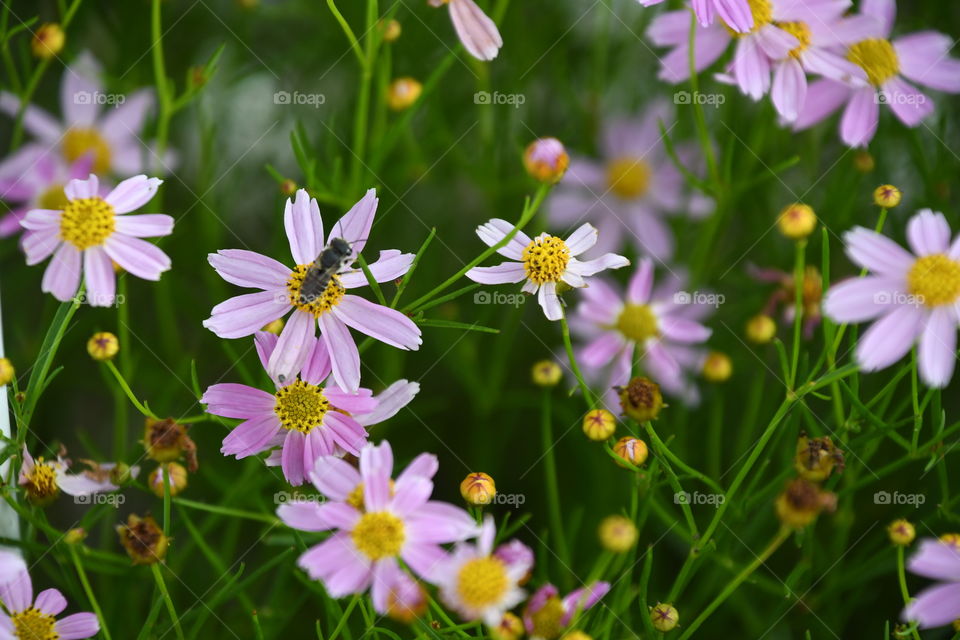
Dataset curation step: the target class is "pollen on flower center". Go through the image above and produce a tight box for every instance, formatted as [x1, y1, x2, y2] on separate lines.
[847, 38, 900, 86]
[12, 607, 59, 640]
[725, 0, 772, 34]
[37, 185, 68, 211]
[456, 557, 509, 609]
[286, 265, 346, 316]
[907, 254, 960, 307]
[607, 157, 651, 200]
[63, 127, 112, 174]
[529, 596, 565, 640]
[522, 236, 570, 285]
[346, 480, 396, 511]
[352, 512, 405, 560]
[59, 197, 116, 250]
[274, 380, 329, 433]
[778, 21, 812, 58]
[28, 461, 59, 496]
[616, 304, 659, 343]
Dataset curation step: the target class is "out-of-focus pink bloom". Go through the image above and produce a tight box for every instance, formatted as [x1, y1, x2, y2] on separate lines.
[428, 0, 503, 61]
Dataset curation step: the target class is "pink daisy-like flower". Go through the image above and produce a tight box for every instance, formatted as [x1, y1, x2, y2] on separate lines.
[203, 188, 421, 391]
[638, 0, 754, 33]
[903, 538, 960, 628]
[278, 440, 478, 612]
[435, 515, 531, 627]
[0, 147, 97, 237]
[0, 551, 100, 639]
[794, 0, 960, 146]
[573, 258, 713, 405]
[466, 220, 629, 321]
[548, 100, 714, 261]
[822, 209, 960, 387]
[427, 0, 503, 61]
[523, 582, 611, 640]
[19, 173, 171, 306]
[203, 332, 419, 486]
[0, 51, 167, 176]
[19, 446, 138, 503]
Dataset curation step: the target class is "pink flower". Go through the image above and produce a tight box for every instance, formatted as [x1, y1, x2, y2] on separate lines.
[822, 209, 960, 387]
[20, 173, 171, 306]
[523, 582, 610, 640]
[639, 0, 754, 33]
[428, 0, 503, 61]
[548, 100, 714, 261]
[19, 446, 140, 502]
[0, 51, 168, 176]
[203, 188, 421, 391]
[203, 332, 419, 486]
[903, 538, 960, 628]
[277, 441, 478, 612]
[466, 220, 629, 321]
[795, 0, 960, 146]
[573, 258, 713, 405]
[0, 551, 100, 639]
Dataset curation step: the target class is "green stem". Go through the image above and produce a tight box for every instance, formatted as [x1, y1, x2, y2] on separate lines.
[560, 314, 595, 409]
[69, 545, 112, 640]
[151, 563, 185, 640]
[151, 0, 173, 172]
[644, 421, 724, 494]
[326, 0, 367, 68]
[686, 9, 720, 191]
[104, 360, 158, 419]
[896, 546, 923, 640]
[789, 239, 806, 389]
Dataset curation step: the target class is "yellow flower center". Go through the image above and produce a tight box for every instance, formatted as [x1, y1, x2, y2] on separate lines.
[529, 596, 566, 640]
[12, 607, 59, 640]
[62, 127, 112, 174]
[522, 236, 570, 285]
[37, 185, 68, 211]
[274, 380, 329, 433]
[59, 196, 115, 250]
[847, 38, 900, 86]
[351, 512, 405, 560]
[778, 21, 812, 58]
[456, 557, 509, 609]
[724, 0, 772, 35]
[25, 460, 59, 502]
[606, 157, 651, 200]
[286, 266, 345, 316]
[615, 304, 659, 343]
[907, 254, 960, 307]
[346, 480, 396, 511]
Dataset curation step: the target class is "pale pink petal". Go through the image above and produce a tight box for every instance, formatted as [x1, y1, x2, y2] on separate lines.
[647, 10, 693, 47]
[476, 218, 531, 260]
[284, 189, 325, 265]
[882, 77, 933, 127]
[301, 337, 333, 386]
[794, 79, 851, 131]
[202, 383, 276, 419]
[0, 569, 32, 612]
[907, 209, 951, 256]
[844, 227, 915, 277]
[466, 262, 527, 285]
[861, 0, 895, 37]
[64, 175, 99, 200]
[328, 189, 377, 258]
[822, 276, 907, 323]
[221, 414, 280, 458]
[325, 387, 377, 415]
[113, 214, 173, 238]
[918, 307, 957, 388]
[340, 250, 414, 288]
[448, 0, 503, 61]
[54, 612, 99, 640]
[208, 249, 291, 290]
[754, 25, 798, 60]
[355, 381, 419, 427]
[630, 208, 674, 260]
[268, 310, 316, 384]
[538, 281, 563, 321]
[628, 258, 654, 304]
[34, 589, 67, 617]
[282, 430, 308, 485]
[100, 90, 154, 141]
[733, 37, 772, 100]
[0, 93, 60, 141]
[61, 54, 101, 127]
[104, 176, 162, 213]
[772, 58, 806, 122]
[402, 542, 448, 582]
[857, 305, 925, 372]
[320, 314, 361, 392]
[370, 558, 401, 614]
[895, 32, 960, 92]
[332, 295, 422, 350]
[840, 87, 880, 148]
[570, 253, 630, 277]
[203, 290, 289, 339]
[659, 317, 711, 343]
[309, 456, 361, 500]
[580, 332, 625, 368]
[83, 246, 115, 306]
[20, 209, 62, 231]
[23, 230, 62, 266]
[564, 223, 598, 257]
[561, 157, 605, 191]
[908, 539, 960, 581]
[714, 0, 753, 32]
[904, 582, 960, 630]
[102, 234, 170, 280]
[405, 503, 478, 544]
[277, 501, 329, 531]
[42, 244, 82, 301]
[324, 411, 368, 456]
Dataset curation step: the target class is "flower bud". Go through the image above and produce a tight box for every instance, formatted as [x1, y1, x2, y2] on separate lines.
[65, 528, 87, 545]
[613, 436, 648, 468]
[0, 358, 13, 386]
[746, 314, 776, 344]
[87, 332, 119, 361]
[794, 434, 844, 482]
[279, 180, 297, 197]
[874, 184, 902, 208]
[888, 519, 915, 546]
[262, 318, 285, 335]
[523, 138, 569, 184]
[532, 360, 562, 387]
[381, 19, 402, 42]
[650, 603, 678, 632]
[616, 377, 663, 422]
[853, 150, 874, 173]
[491, 612, 524, 640]
[117, 514, 169, 564]
[148, 462, 189, 497]
[777, 203, 817, 240]
[701, 351, 732, 382]
[583, 409, 616, 441]
[598, 515, 638, 553]
[775, 478, 836, 529]
[387, 78, 422, 111]
[562, 633, 593, 640]
[32, 23, 65, 59]
[460, 472, 496, 506]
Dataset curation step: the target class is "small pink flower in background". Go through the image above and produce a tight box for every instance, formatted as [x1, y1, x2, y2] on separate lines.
[903, 538, 960, 628]
[794, 0, 960, 146]
[0, 551, 100, 639]
[0, 147, 97, 237]
[548, 100, 713, 261]
[428, 0, 503, 61]
[19, 446, 139, 500]
[20, 173, 171, 306]
[435, 515, 531, 626]
[204, 188, 421, 391]
[203, 332, 418, 486]
[823, 209, 960, 387]
[638, 0, 754, 33]
[523, 581, 610, 640]
[278, 441, 478, 612]
[573, 258, 713, 405]
[466, 220, 629, 321]
[0, 51, 167, 176]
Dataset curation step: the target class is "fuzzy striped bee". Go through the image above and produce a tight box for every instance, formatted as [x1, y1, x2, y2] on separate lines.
[299, 238, 353, 304]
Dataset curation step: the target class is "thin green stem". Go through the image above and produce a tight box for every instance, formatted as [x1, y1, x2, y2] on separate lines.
[69, 545, 112, 640]
[560, 314, 595, 409]
[896, 546, 923, 640]
[104, 360, 158, 419]
[151, 563, 185, 640]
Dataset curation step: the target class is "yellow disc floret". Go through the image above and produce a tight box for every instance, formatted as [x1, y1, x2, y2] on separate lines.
[59, 197, 115, 250]
[287, 267, 345, 316]
[456, 557, 509, 609]
[24, 460, 60, 506]
[352, 512, 405, 560]
[529, 596, 565, 640]
[522, 236, 570, 285]
[274, 380, 329, 433]
[615, 304, 659, 343]
[725, 0, 772, 34]
[62, 127, 112, 174]
[847, 38, 899, 86]
[778, 22, 812, 58]
[12, 607, 58, 639]
[908, 254, 960, 307]
[606, 157, 651, 200]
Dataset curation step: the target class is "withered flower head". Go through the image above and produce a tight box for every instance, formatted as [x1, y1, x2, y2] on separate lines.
[794, 433, 844, 482]
[776, 478, 836, 529]
[117, 514, 169, 565]
[144, 418, 198, 471]
[616, 376, 664, 423]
